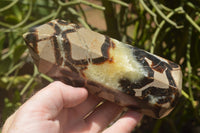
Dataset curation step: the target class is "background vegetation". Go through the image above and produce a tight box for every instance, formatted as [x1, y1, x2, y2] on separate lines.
[0, 0, 200, 132]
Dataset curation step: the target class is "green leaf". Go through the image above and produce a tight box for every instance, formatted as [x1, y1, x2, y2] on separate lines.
[0, 58, 11, 75]
[13, 44, 27, 63]
[13, 4, 22, 22]
[4, 14, 19, 24]
[0, 32, 5, 54]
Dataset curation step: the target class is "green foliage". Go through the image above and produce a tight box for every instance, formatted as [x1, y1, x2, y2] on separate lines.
[0, 0, 200, 132]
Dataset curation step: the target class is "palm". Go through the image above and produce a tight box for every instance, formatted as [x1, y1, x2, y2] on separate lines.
[2, 82, 142, 133]
[49, 94, 122, 133]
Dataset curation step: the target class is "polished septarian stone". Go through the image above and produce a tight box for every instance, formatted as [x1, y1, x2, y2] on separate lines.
[23, 19, 182, 119]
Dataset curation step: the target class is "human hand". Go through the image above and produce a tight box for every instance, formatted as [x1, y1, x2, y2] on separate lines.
[2, 81, 143, 133]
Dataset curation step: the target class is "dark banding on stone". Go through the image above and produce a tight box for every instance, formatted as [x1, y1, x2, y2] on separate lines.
[37, 36, 53, 42]
[145, 66, 154, 77]
[51, 36, 63, 65]
[72, 59, 89, 65]
[142, 86, 174, 97]
[92, 57, 108, 64]
[133, 48, 160, 67]
[170, 87, 180, 107]
[29, 27, 37, 32]
[140, 59, 154, 78]
[132, 48, 155, 77]
[54, 24, 61, 35]
[163, 62, 173, 70]
[157, 96, 172, 104]
[62, 34, 89, 65]
[141, 51, 161, 68]
[72, 78, 86, 87]
[147, 55, 175, 74]
[101, 36, 112, 58]
[60, 69, 85, 87]
[140, 58, 149, 67]
[132, 77, 153, 89]
[126, 105, 141, 111]
[62, 35, 71, 52]
[91, 36, 112, 64]
[132, 48, 145, 62]
[168, 60, 180, 68]
[120, 79, 136, 96]
[133, 46, 179, 74]
[64, 61, 79, 73]
[61, 36, 73, 63]
[55, 77, 73, 86]
[47, 22, 61, 36]
[119, 79, 131, 89]
[133, 47, 171, 74]
[134, 55, 144, 63]
[119, 77, 154, 92]
[72, 24, 81, 29]
[123, 89, 136, 96]
[60, 69, 83, 84]
[47, 22, 54, 26]
[150, 56, 161, 67]
[62, 29, 76, 35]
[25, 33, 39, 54]
[57, 20, 69, 25]
[165, 69, 176, 87]
[152, 105, 162, 118]
[152, 62, 166, 73]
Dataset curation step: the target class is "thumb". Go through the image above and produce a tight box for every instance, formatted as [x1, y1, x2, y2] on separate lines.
[23, 81, 88, 119]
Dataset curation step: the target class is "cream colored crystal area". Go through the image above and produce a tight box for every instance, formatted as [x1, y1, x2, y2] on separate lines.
[83, 39, 147, 90]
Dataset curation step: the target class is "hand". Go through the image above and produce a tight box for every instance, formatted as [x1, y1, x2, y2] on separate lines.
[2, 81, 142, 133]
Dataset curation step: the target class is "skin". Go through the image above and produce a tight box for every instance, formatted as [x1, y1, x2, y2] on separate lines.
[2, 81, 143, 133]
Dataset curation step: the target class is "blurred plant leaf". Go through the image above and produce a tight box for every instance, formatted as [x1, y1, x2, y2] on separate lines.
[0, 33, 5, 54]
[13, 44, 27, 63]
[0, 58, 11, 75]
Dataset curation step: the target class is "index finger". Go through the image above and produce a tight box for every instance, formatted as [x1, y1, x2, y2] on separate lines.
[103, 111, 143, 133]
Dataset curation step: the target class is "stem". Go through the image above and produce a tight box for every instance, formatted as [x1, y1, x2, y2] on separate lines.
[57, 0, 105, 10]
[0, 0, 19, 12]
[81, 0, 105, 10]
[185, 13, 200, 32]
[52, 5, 62, 19]
[186, 26, 195, 108]
[5, 61, 25, 76]
[20, 65, 39, 95]
[6, 68, 20, 90]
[186, 1, 200, 11]
[40, 73, 54, 82]
[102, 0, 121, 39]
[150, 0, 183, 29]
[78, 4, 88, 23]
[150, 11, 174, 53]
[132, 20, 139, 42]
[0, 21, 12, 28]
[22, 12, 56, 31]
[150, 7, 184, 53]
[67, 7, 91, 29]
[57, 0, 79, 6]
[108, 0, 129, 7]
[9, 0, 33, 29]
[159, 4, 172, 12]
[139, 0, 158, 26]
[181, 90, 190, 99]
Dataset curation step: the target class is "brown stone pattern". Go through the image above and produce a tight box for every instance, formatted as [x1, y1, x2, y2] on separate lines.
[23, 19, 182, 119]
